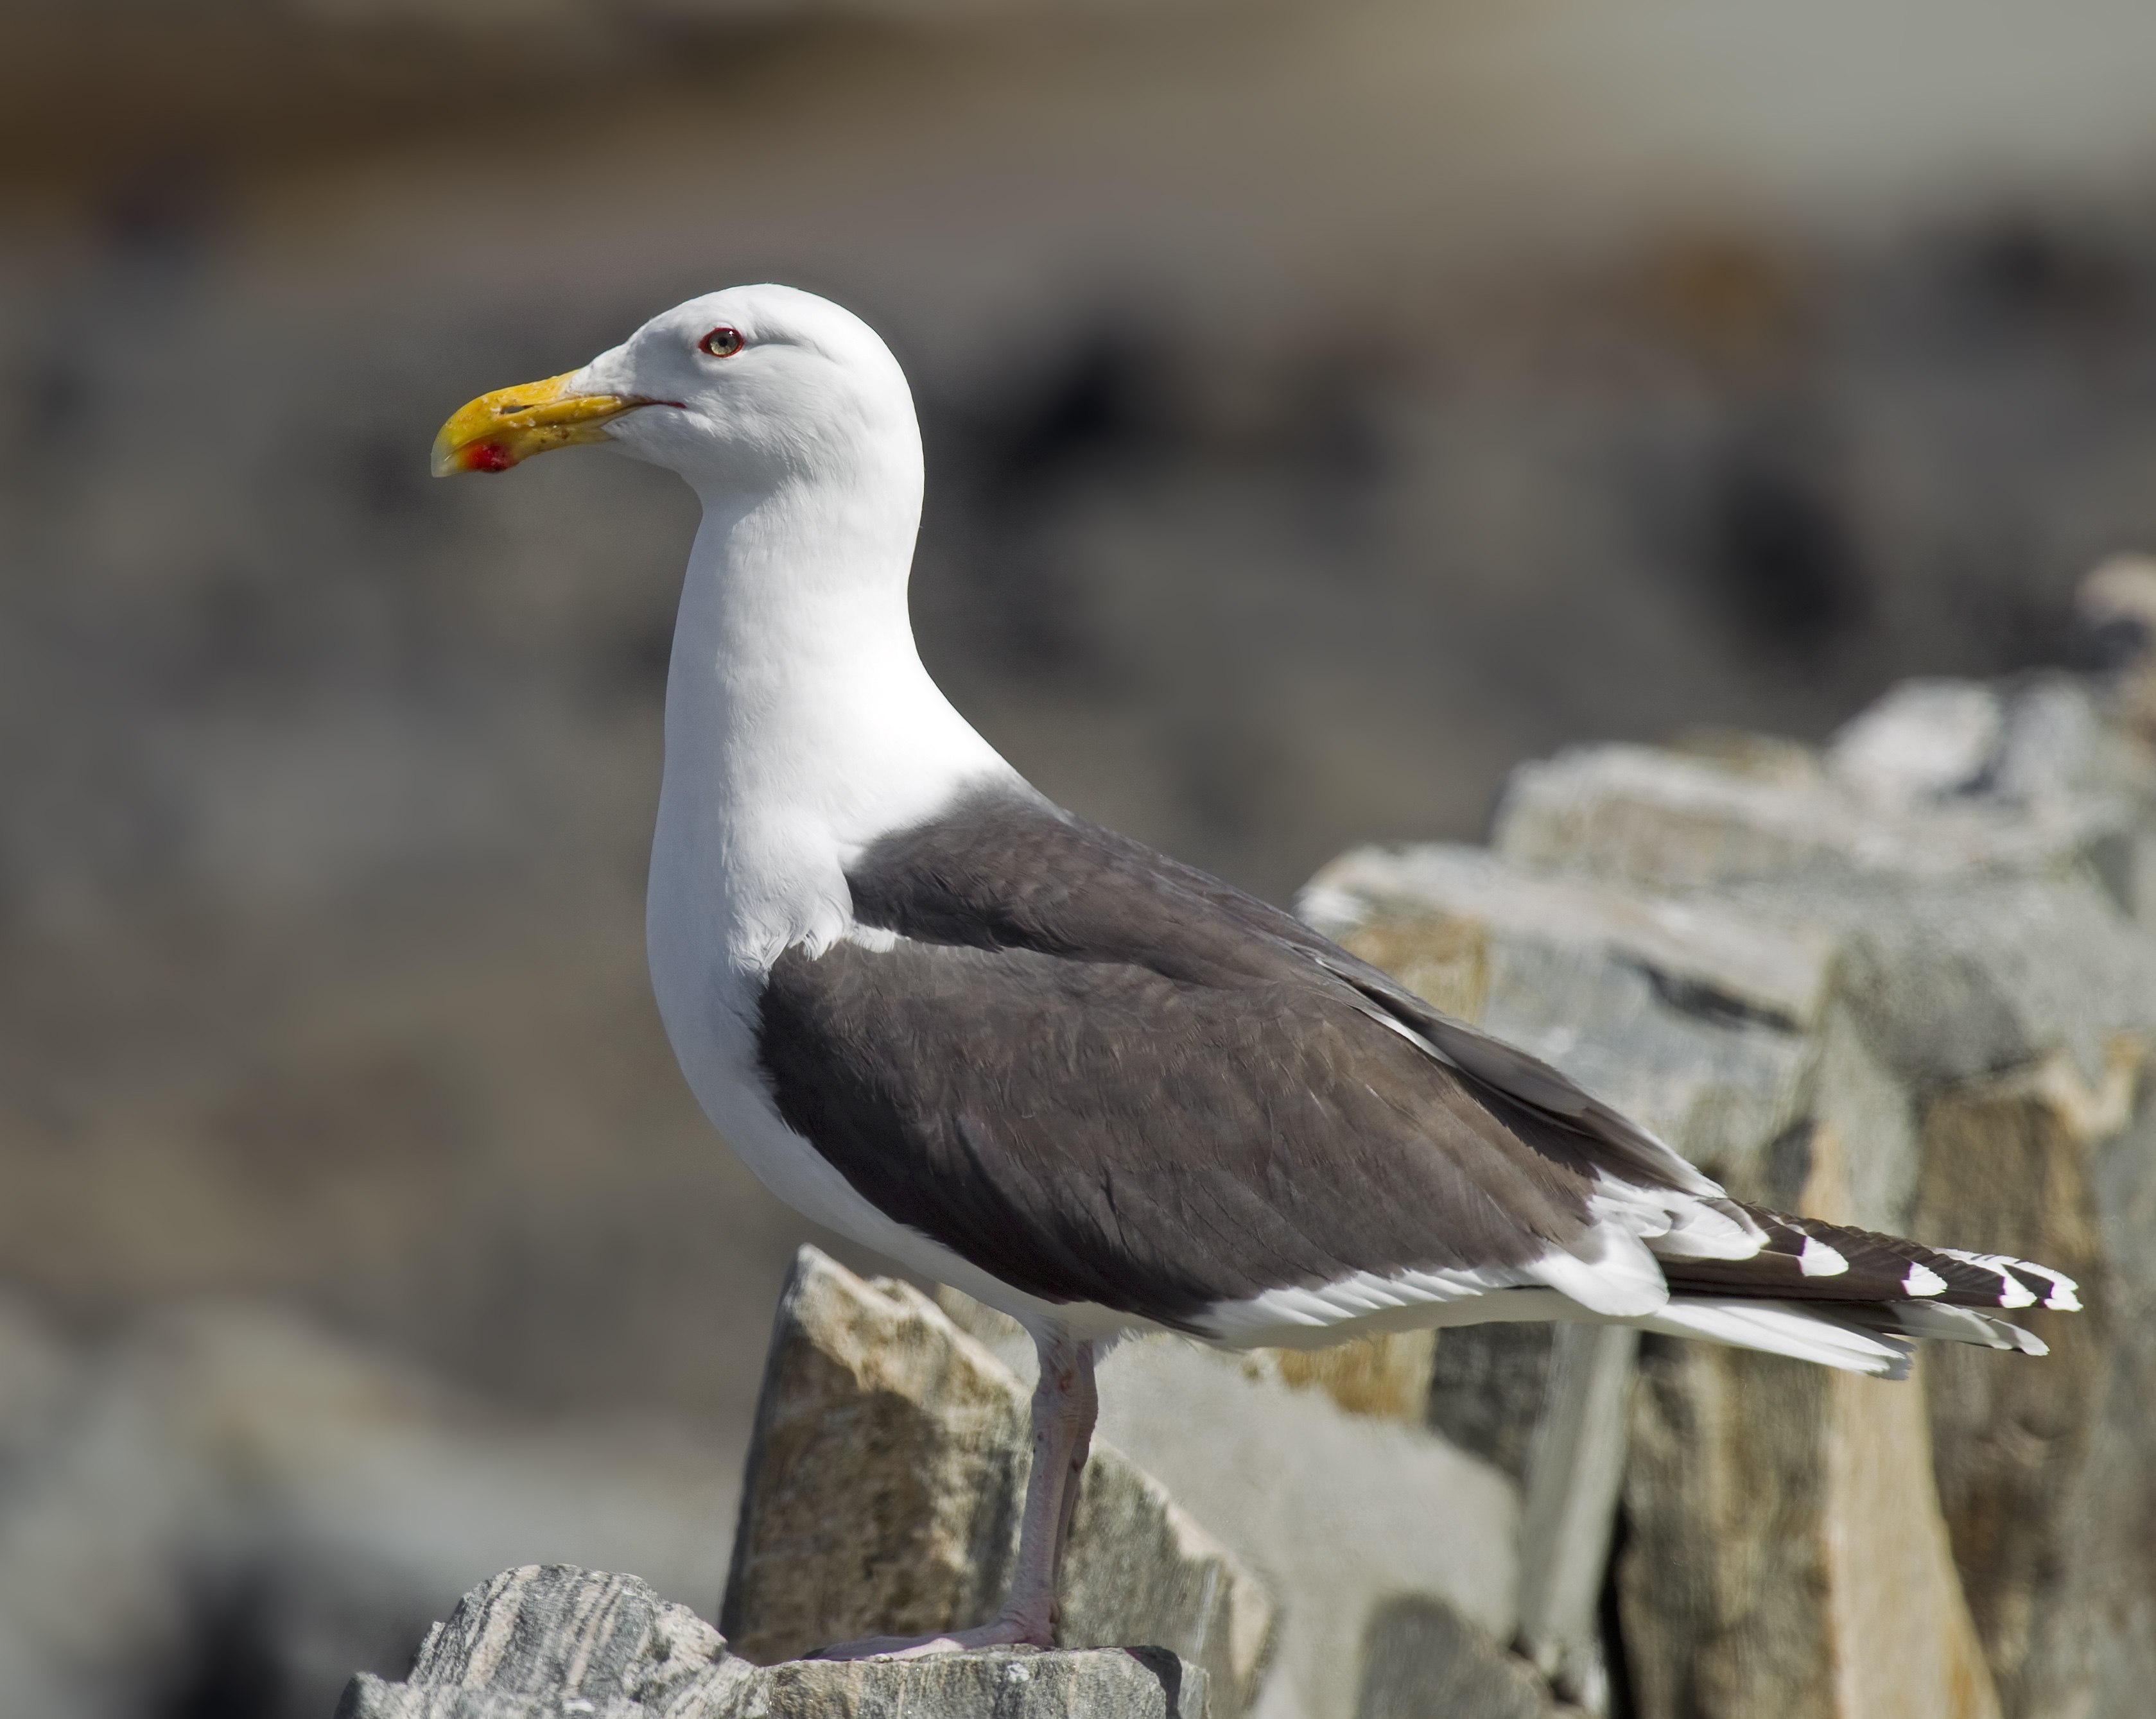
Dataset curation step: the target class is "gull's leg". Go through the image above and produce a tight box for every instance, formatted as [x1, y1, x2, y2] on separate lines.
[997, 1327, 1100, 1643]
[812, 1329, 1099, 1660]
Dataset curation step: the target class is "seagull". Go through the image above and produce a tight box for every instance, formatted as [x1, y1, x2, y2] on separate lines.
[433, 286, 2080, 1659]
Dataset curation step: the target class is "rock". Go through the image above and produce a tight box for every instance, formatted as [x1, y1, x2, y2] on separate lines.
[1425, 1324, 1556, 1487]
[1513, 1324, 1637, 1709]
[1354, 1594, 1570, 1719]
[1095, 1340, 1520, 1719]
[1619, 1126, 2004, 1719]
[749, 1650, 1205, 1719]
[1490, 738, 2134, 896]
[2075, 555, 2156, 741]
[1642, 879, 2150, 1719]
[721, 1248, 1273, 1717]
[1269, 1333, 1438, 1424]
[1827, 680, 2005, 808]
[1301, 695, 2156, 1719]
[2074, 1092, 2156, 1719]
[1913, 1071, 2113, 1719]
[337, 1564, 754, 1718]
[340, 1564, 1206, 1719]
[0, 1295, 74, 1488]
[1305, 838, 1836, 1711]
[1057, 1444, 1274, 1716]
[718, 1251, 1029, 1668]
[935, 1287, 1526, 1719]
[1303, 840, 1840, 1035]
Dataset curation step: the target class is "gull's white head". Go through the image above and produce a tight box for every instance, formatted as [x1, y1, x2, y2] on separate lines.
[431, 285, 918, 497]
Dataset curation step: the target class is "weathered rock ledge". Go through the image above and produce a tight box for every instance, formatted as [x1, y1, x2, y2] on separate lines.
[336, 1564, 1207, 1719]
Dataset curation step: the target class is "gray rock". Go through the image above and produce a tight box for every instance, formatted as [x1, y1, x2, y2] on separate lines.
[341, 669, 2156, 1719]
[1305, 842, 1816, 1713]
[718, 1252, 1029, 1668]
[338, 1565, 753, 1718]
[1093, 1338, 1519, 1719]
[1425, 1324, 1556, 1489]
[1353, 1595, 1567, 1719]
[1490, 739, 2135, 896]
[1302, 840, 1840, 1033]
[1296, 701, 2156, 1719]
[2079, 557, 2156, 754]
[1913, 1072, 2115, 1719]
[0, 1295, 73, 1489]
[340, 1564, 1205, 1719]
[721, 1249, 1272, 1717]
[733, 1648, 1208, 1719]
[1513, 1324, 1636, 1710]
[1302, 840, 1822, 1180]
[1511, 684, 2156, 1719]
[1827, 680, 2005, 808]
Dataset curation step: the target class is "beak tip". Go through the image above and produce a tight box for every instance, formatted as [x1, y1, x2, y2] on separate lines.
[430, 437, 516, 477]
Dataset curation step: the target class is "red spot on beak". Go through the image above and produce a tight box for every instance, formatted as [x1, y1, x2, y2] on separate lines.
[464, 441, 516, 472]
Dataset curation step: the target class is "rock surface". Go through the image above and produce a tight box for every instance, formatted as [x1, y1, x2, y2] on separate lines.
[1268, 1333, 1438, 1424]
[1305, 670, 2156, 1719]
[340, 1564, 1207, 1719]
[722, 1249, 1273, 1716]
[1354, 1595, 1570, 1719]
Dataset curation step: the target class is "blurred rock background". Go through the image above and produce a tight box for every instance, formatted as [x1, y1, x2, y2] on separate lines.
[7, 3, 2156, 1715]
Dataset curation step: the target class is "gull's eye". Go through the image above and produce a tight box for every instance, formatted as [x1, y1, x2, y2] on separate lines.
[699, 326, 744, 359]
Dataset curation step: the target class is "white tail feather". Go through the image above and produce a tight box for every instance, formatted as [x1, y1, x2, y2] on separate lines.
[1642, 1298, 1913, 1378]
[1863, 1299, 2049, 1356]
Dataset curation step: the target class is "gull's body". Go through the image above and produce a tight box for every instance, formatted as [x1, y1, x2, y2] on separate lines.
[436, 285, 2078, 1656]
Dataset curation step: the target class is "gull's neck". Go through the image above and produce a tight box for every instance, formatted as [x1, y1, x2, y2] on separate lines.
[652, 447, 1016, 971]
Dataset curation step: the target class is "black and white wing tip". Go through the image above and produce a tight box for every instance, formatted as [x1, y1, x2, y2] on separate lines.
[1639, 1202, 2078, 1378]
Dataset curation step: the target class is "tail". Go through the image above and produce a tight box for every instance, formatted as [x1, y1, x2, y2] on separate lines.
[1640, 1204, 2080, 1379]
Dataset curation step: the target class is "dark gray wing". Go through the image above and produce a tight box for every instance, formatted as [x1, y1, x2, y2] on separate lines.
[754, 786, 1644, 1327]
[853, 782, 1717, 1196]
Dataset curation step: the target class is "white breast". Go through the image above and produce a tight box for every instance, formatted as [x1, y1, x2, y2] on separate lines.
[638, 456, 1118, 1330]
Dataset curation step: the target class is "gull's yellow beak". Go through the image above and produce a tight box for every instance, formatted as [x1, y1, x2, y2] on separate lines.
[431, 370, 670, 476]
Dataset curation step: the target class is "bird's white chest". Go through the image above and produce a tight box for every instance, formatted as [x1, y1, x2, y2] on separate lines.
[643, 776, 851, 1221]
[639, 627, 1013, 1246]
[633, 479, 1097, 1324]
[643, 791, 1126, 1337]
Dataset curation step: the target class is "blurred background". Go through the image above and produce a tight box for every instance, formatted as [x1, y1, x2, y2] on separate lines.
[7, 2, 2156, 1715]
